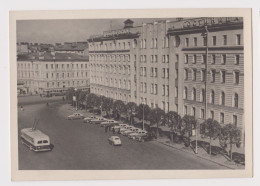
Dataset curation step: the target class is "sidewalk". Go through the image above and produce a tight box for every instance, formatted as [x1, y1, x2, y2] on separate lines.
[155, 137, 245, 169]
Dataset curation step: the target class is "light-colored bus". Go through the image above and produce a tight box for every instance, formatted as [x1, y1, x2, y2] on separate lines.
[20, 128, 53, 152]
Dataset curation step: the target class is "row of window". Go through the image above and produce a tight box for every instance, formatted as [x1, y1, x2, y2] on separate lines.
[91, 77, 131, 90]
[46, 72, 88, 79]
[184, 68, 240, 84]
[92, 87, 131, 102]
[140, 67, 169, 78]
[184, 54, 240, 65]
[91, 64, 131, 75]
[183, 105, 238, 125]
[184, 34, 241, 47]
[89, 54, 130, 62]
[183, 87, 239, 108]
[45, 63, 87, 70]
[89, 41, 131, 51]
[46, 80, 88, 88]
[140, 36, 169, 49]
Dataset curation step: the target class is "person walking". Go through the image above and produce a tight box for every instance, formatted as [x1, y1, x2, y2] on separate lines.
[112, 127, 115, 134]
[105, 126, 108, 133]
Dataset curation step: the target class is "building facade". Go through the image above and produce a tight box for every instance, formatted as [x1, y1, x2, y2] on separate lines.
[17, 52, 90, 95]
[88, 17, 244, 142]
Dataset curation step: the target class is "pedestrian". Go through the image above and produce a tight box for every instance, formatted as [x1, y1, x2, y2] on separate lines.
[112, 127, 115, 134]
[105, 126, 108, 133]
[118, 128, 120, 134]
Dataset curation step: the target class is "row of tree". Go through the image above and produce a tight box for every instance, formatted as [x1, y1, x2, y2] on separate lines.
[66, 90, 242, 161]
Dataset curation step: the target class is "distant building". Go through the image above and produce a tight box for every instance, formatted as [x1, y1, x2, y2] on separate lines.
[54, 42, 88, 56]
[17, 52, 90, 95]
[17, 42, 29, 54]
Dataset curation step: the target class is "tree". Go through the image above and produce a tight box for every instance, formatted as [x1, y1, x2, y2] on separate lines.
[136, 104, 151, 122]
[78, 91, 88, 108]
[65, 87, 75, 104]
[86, 93, 98, 112]
[181, 115, 197, 147]
[149, 108, 165, 138]
[126, 102, 138, 125]
[112, 100, 126, 120]
[219, 124, 241, 161]
[200, 119, 221, 155]
[102, 97, 113, 118]
[166, 111, 182, 141]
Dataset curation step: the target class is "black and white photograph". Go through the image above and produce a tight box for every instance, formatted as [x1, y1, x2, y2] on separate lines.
[9, 9, 253, 180]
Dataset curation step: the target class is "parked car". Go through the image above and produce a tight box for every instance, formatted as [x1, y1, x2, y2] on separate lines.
[67, 113, 84, 120]
[111, 126, 121, 133]
[121, 127, 139, 136]
[119, 125, 132, 134]
[100, 120, 119, 127]
[90, 117, 107, 124]
[128, 130, 148, 139]
[108, 136, 122, 146]
[136, 132, 154, 142]
[83, 116, 97, 123]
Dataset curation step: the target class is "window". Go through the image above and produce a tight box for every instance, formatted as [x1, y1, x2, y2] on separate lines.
[193, 37, 197, 46]
[154, 68, 158, 77]
[222, 54, 226, 64]
[154, 55, 158, 63]
[46, 64, 48, 69]
[143, 39, 146, 48]
[46, 73, 48, 78]
[165, 36, 169, 48]
[166, 85, 169, 97]
[192, 107, 196, 117]
[234, 93, 239, 108]
[166, 55, 169, 63]
[162, 85, 165, 96]
[184, 105, 188, 115]
[154, 38, 157, 48]
[211, 70, 216, 82]
[184, 87, 188, 99]
[150, 67, 154, 77]
[212, 54, 216, 64]
[210, 111, 214, 120]
[176, 54, 179, 62]
[150, 83, 154, 94]
[192, 69, 197, 81]
[150, 55, 154, 63]
[201, 109, 205, 119]
[154, 84, 158, 95]
[234, 71, 240, 84]
[220, 92, 225, 105]
[236, 34, 241, 45]
[193, 55, 197, 64]
[143, 55, 146, 63]
[220, 70, 226, 83]
[144, 83, 147, 93]
[185, 55, 188, 63]
[184, 69, 188, 80]
[202, 54, 206, 64]
[175, 69, 178, 80]
[212, 36, 217, 46]
[203, 37, 207, 46]
[223, 35, 227, 45]
[235, 55, 240, 65]
[185, 38, 189, 47]
[166, 68, 169, 79]
[162, 68, 166, 78]
[192, 88, 196, 101]
[220, 113, 224, 123]
[162, 101, 165, 111]
[211, 90, 215, 104]
[233, 115, 238, 126]
[175, 86, 178, 97]
[140, 82, 143, 92]
[162, 55, 165, 63]
[143, 67, 147, 77]
[200, 89, 205, 102]
[201, 69, 206, 81]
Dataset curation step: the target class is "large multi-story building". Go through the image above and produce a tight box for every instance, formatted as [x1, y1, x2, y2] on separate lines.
[17, 52, 90, 95]
[88, 17, 244, 143]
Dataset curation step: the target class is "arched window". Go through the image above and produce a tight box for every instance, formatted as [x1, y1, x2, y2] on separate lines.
[220, 91, 225, 105]
[211, 90, 215, 104]
[192, 88, 196, 101]
[234, 93, 238, 108]
[184, 87, 188, 99]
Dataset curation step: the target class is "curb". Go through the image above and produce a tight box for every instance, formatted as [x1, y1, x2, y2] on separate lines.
[155, 140, 241, 170]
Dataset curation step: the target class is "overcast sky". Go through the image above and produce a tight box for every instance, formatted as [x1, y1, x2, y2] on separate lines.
[17, 18, 173, 44]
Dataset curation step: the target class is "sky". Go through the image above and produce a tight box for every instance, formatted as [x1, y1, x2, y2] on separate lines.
[16, 18, 172, 44]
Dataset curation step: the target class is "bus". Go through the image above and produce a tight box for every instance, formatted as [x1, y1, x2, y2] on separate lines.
[20, 128, 53, 152]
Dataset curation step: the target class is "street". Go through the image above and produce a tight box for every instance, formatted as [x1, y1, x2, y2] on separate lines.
[18, 99, 228, 170]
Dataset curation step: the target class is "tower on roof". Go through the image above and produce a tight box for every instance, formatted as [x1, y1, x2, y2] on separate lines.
[124, 19, 134, 29]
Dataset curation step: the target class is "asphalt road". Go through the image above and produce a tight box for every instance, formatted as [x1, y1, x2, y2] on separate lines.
[18, 101, 227, 170]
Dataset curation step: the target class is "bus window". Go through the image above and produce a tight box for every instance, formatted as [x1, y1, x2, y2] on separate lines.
[43, 140, 48, 143]
[37, 140, 42, 144]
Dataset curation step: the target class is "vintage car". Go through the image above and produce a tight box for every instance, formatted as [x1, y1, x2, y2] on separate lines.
[67, 113, 84, 120]
[108, 136, 122, 146]
[89, 117, 107, 124]
[121, 127, 139, 136]
[100, 120, 119, 127]
[83, 116, 97, 123]
[128, 130, 148, 139]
